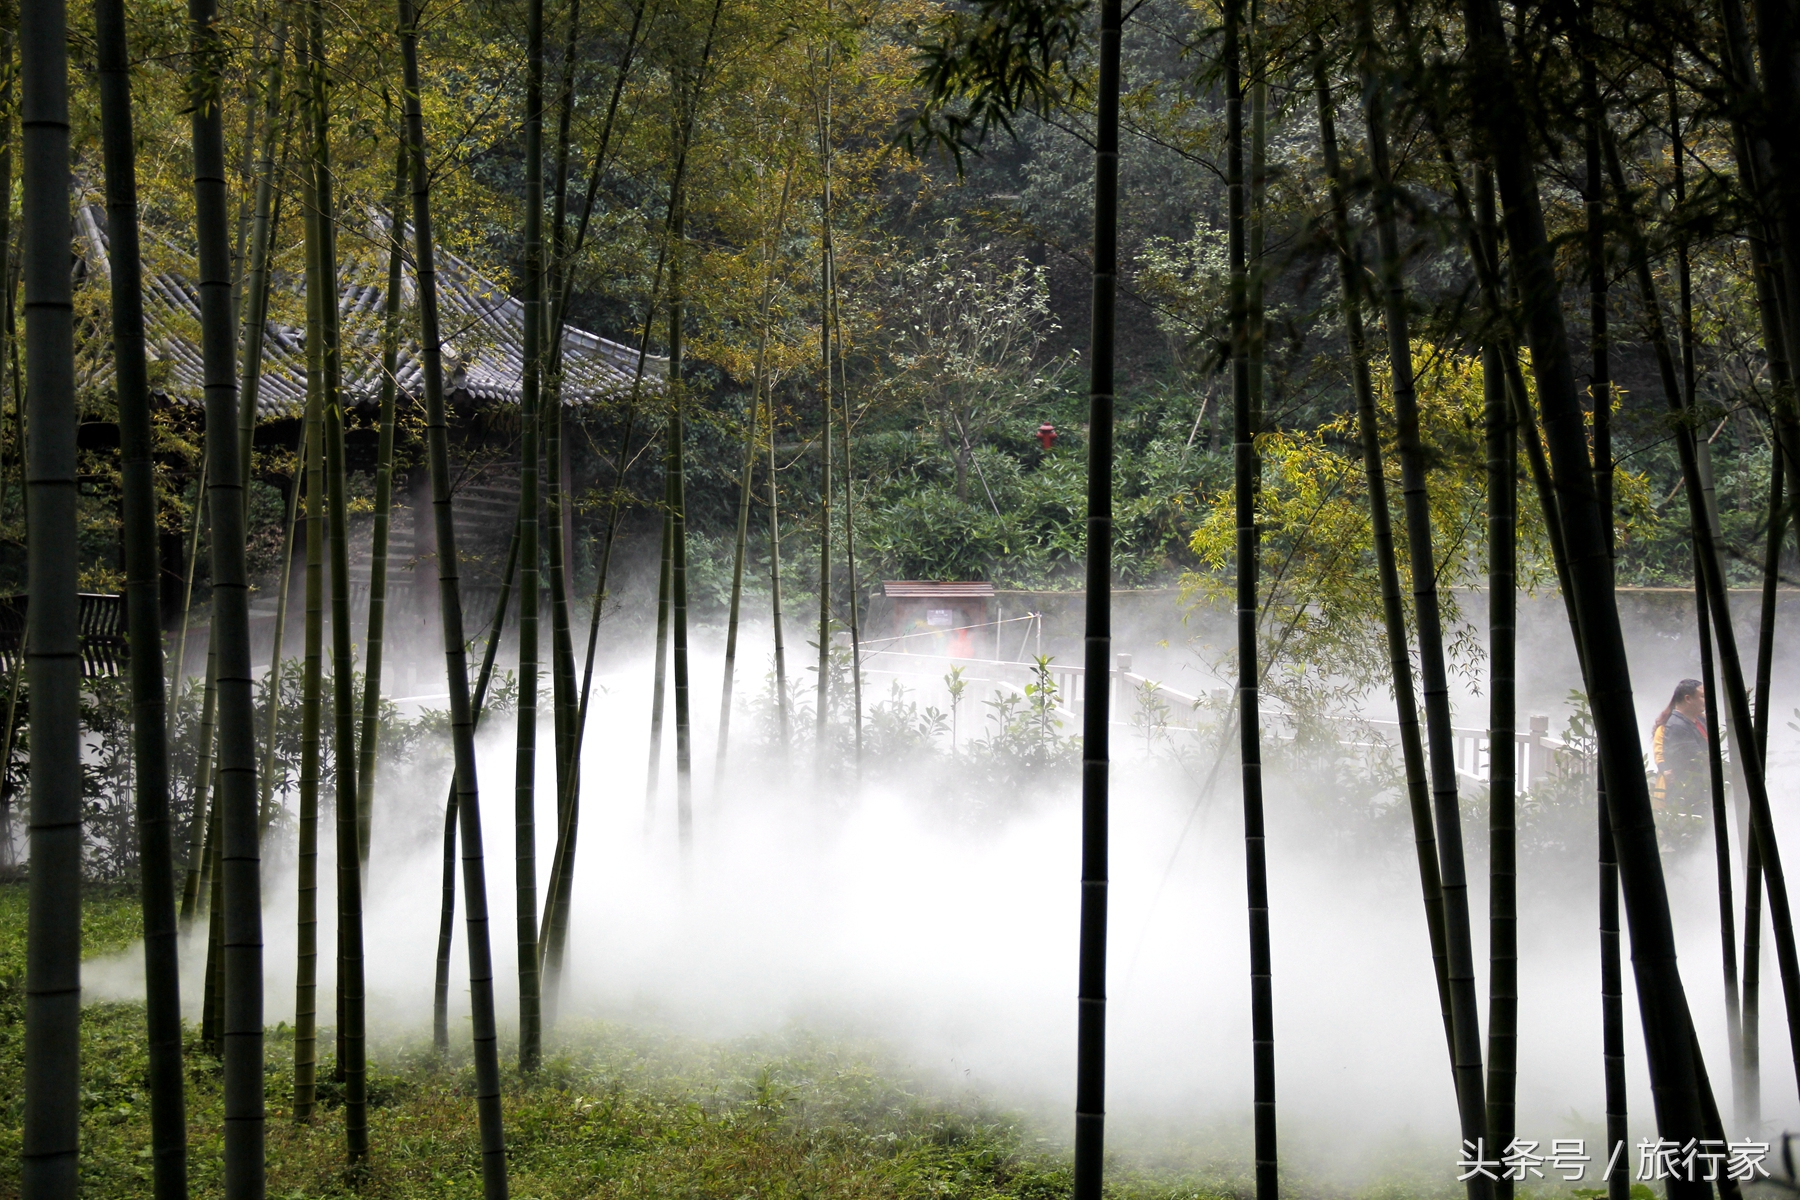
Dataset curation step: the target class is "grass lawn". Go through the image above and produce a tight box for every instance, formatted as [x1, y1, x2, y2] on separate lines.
[0, 881, 1246, 1199]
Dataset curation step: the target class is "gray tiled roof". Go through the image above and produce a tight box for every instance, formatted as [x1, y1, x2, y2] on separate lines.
[78, 205, 665, 418]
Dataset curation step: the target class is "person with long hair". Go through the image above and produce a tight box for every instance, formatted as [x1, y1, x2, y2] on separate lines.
[1651, 677, 1709, 818]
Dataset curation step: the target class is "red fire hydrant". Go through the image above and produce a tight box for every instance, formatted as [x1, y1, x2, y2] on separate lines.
[1036, 422, 1058, 451]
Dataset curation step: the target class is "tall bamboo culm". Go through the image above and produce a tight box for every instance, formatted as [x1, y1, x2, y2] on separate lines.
[538, 0, 647, 1008]
[400, 0, 509, 1188]
[1227, 5, 1275, 1193]
[1072, 4, 1120, 1199]
[95, 0, 188, 1189]
[1358, 3, 1488, 1188]
[240, 25, 290, 837]
[291, 67, 328, 1123]
[1601, 119, 1800, 1113]
[669, 189, 694, 851]
[357, 141, 408, 869]
[21, 0, 80, 1192]
[1463, 0, 1712, 1176]
[814, 76, 835, 756]
[435, 524, 520, 1053]
[1313, 50, 1454, 1066]
[716, 152, 796, 787]
[190, 0, 265, 1185]
[1484, 301, 1517, 1198]
[179, 624, 218, 925]
[308, 0, 367, 1152]
[511, 0, 546, 1076]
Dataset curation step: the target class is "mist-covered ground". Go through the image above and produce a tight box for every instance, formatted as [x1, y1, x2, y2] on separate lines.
[85, 590, 1800, 1193]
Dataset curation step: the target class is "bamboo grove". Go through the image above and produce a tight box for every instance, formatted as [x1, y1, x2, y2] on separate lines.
[7, 0, 1800, 1194]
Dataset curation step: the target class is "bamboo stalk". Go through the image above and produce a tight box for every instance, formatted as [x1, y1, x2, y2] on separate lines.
[639, 53, 707, 838]
[0, 21, 11, 538]
[238, 28, 289, 842]
[717, 150, 797, 786]
[1576, 79, 1631, 1192]
[310, 0, 366, 1145]
[168, 457, 209, 736]
[542, 0, 580, 886]
[400, 0, 510, 1183]
[434, 523, 520, 1054]
[258, 437, 302, 834]
[664, 8, 719, 849]
[830, 196, 862, 764]
[1313, 48, 1454, 1070]
[201, 803, 224, 1050]
[814, 67, 835, 756]
[1358, 2, 1487, 1184]
[541, 257, 667, 983]
[1484, 259, 1517, 1198]
[513, 0, 546, 1075]
[95, 0, 188, 1183]
[191, 0, 267, 1178]
[1464, 0, 1712, 1169]
[292, 109, 327, 1120]
[20, 0, 81, 1188]
[1231, 6, 1275, 1193]
[1603, 123, 1800, 1110]
[356, 140, 408, 870]
[536, 0, 649, 1013]
[1073, 3, 1120, 1197]
[645, 487, 672, 826]
[669, 210, 693, 852]
[770, 399, 789, 749]
[179, 644, 220, 924]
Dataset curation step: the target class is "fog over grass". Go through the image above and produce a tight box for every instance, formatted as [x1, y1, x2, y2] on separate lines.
[85, 594, 1800, 1188]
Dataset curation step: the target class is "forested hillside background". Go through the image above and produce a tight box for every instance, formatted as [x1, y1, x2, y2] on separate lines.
[0, 0, 1777, 614]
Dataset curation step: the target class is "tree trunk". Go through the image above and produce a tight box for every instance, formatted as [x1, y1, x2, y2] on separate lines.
[669, 194, 693, 853]
[830, 207, 863, 763]
[401, 0, 510, 1186]
[311, 0, 366, 1149]
[1072, 3, 1119, 1199]
[435, 523, 519, 1054]
[292, 168, 326, 1116]
[1603, 122, 1800, 1111]
[1359, 2, 1488, 1185]
[258, 441, 301, 835]
[543, 0, 580, 899]
[1484, 264, 1517, 1197]
[542, 265, 664, 997]
[95, 0, 188, 1186]
[513, 0, 545, 1076]
[770, 390, 790, 749]
[239, 27, 290, 838]
[167, 455, 209, 734]
[1230, 6, 1275, 1194]
[0, 21, 11, 537]
[717, 151, 797, 790]
[1574, 83, 1631, 1193]
[202, 808, 224, 1050]
[536, 0, 648, 1017]
[1314, 50, 1454, 1068]
[645, 494, 672, 825]
[815, 62, 836, 755]
[20, 0, 80, 1190]
[356, 141, 408, 869]
[192, 0, 265, 1183]
[180, 643, 220, 925]
[1463, 0, 1712, 1175]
